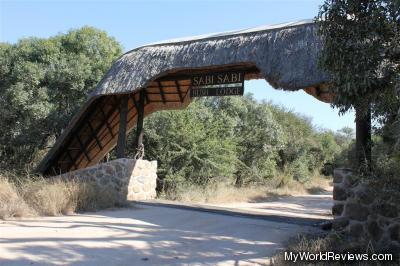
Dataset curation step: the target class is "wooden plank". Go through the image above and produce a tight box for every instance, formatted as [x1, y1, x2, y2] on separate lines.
[134, 90, 145, 150]
[99, 104, 115, 138]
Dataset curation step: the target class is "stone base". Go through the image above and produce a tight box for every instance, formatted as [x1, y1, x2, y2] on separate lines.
[56, 159, 157, 202]
[332, 168, 400, 249]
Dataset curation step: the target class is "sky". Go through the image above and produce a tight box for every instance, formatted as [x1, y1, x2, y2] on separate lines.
[0, 0, 355, 131]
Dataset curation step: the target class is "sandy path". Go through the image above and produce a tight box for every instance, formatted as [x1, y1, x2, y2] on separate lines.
[0, 192, 332, 266]
[206, 190, 333, 221]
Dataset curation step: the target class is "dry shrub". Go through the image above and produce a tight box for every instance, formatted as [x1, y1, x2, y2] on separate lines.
[161, 174, 332, 204]
[272, 233, 399, 266]
[272, 233, 336, 266]
[20, 177, 77, 216]
[0, 172, 126, 219]
[0, 176, 32, 218]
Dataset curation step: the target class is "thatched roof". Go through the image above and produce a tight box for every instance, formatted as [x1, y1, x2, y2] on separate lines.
[38, 20, 332, 175]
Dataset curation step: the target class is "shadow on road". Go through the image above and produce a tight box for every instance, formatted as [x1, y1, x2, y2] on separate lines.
[0, 205, 318, 265]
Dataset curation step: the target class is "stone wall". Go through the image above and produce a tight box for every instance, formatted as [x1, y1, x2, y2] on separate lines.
[57, 159, 157, 202]
[332, 168, 400, 250]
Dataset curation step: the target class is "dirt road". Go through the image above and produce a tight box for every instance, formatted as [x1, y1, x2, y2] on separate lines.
[0, 192, 332, 266]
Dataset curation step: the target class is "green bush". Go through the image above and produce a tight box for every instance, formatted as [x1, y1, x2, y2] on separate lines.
[125, 95, 353, 193]
[288, 158, 310, 183]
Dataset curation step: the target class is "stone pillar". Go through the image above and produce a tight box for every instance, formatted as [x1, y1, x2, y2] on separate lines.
[332, 168, 353, 230]
[56, 159, 157, 202]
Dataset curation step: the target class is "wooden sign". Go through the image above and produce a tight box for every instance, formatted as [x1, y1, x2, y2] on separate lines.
[190, 71, 244, 97]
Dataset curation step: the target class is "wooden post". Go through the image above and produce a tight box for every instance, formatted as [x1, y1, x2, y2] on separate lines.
[355, 101, 372, 173]
[116, 95, 128, 158]
[134, 90, 145, 151]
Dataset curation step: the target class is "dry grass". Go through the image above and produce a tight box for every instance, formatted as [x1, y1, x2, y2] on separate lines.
[160, 174, 332, 204]
[0, 172, 125, 219]
[272, 233, 399, 266]
[272, 233, 339, 266]
[18, 177, 77, 216]
[0, 176, 32, 218]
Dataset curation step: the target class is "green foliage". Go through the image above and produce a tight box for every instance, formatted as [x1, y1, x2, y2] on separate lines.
[317, 0, 399, 116]
[317, 0, 400, 179]
[130, 99, 237, 186]
[126, 95, 353, 190]
[0, 27, 122, 170]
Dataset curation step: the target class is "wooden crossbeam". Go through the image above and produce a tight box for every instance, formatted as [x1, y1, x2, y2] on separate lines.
[88, 120, 103, 149]
[76, 135, 91, 161]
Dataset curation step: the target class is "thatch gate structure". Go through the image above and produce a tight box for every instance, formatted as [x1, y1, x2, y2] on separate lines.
[38, 20, 364, 176]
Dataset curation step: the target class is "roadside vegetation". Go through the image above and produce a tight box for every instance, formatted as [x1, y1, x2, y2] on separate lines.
[0, 172, 125, 219]
[125, 96, 352, 201]
[158, 173, 331, 204]
[272, 232, 399, 265]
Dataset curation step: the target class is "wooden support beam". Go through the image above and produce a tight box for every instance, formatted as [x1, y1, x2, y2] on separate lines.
[134, 90, 145, 151]
[175, 80, 184, 103]
[67, 98, 120, 172]
[130, 93, 139, 110]
[116, 95, 129, 158]
[76, 135, 91, 161]
[46, 98, 102, 174]
[88, 120, 103, 149]
[66, 150, 78, 170]
[157, 81, 166, 104]
[144, 88, 150, 104]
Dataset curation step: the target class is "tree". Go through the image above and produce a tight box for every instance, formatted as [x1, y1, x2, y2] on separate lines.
[129, 99, 237, 191]
[205, 96, 284, 186]
[317, 0, 400, 173]
[0, 27, 122, 170]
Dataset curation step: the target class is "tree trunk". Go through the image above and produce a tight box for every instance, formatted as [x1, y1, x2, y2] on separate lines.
[355, 100, 372, 174]
[116, 95, 128, 158]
